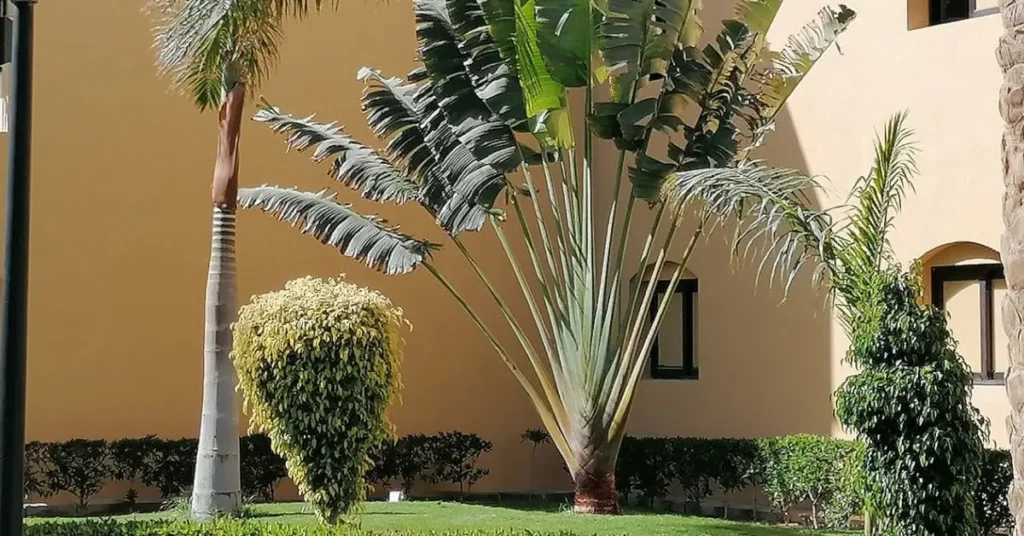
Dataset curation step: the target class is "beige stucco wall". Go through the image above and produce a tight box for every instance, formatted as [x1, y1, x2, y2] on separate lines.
[7, 0, 1011, 503]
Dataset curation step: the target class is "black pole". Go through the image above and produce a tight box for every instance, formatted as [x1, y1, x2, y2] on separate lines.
[0, 1, 34, 535]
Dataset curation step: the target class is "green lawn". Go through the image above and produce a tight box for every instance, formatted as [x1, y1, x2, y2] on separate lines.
[28, 501, 851, 536]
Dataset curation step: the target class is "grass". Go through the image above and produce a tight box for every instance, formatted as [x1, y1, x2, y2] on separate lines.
[27, 501, 852, 536]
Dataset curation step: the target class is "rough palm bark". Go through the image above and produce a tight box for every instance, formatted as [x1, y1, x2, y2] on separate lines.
[191, 83, 246, 519]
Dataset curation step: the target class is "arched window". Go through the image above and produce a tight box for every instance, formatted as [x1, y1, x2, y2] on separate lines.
[921, 242, 1005, 384]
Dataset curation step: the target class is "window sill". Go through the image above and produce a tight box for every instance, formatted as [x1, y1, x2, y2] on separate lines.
[973, 379, 1006, 386]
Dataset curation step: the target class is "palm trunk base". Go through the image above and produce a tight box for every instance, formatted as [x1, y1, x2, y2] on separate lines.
[573, 470, 620, 515]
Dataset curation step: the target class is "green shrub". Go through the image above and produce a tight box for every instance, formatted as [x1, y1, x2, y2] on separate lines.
[425, 432, 492, 495]
[976, 449, 1012, 536]
[44, 439, 110, 509]
[711, 439, 758, 516]
[24, 441, 50, 499]
[233, 277, 404, 524]
[240, 434, 288, 502]
[671, 438, 715, 508]
[110, 436, 159, 507]
[836, 270, 987, 535]
[142, 438, 198, 500]
[621, 437, 672, 507]
[755, 435, 857, 529]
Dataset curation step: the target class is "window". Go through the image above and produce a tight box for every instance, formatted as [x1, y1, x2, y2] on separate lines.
[931, 263, 1006, 383]
[648, 279, 698, 380]
[930, 0, 970, 25]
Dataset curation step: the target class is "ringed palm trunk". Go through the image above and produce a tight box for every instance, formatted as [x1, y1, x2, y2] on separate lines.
[191, 83, 246, 519]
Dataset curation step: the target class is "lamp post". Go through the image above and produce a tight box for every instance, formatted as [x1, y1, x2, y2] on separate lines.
[0, 1, 35, 535]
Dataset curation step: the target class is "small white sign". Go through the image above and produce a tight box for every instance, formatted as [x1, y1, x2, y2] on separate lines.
[388, 490, 405, 503]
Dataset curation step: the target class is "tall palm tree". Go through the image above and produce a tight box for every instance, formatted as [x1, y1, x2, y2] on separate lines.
[145, 0, 336, 519]
[239, 0, 854, 512]
[998, 2, 1024, 533]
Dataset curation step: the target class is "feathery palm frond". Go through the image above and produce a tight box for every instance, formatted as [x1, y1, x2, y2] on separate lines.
[147, 0, 338, 110]
[661, 163, 838, 291]
[832, 111, 917, 327]
[239, 186, 437, 274]
[253, 103, 421, 204]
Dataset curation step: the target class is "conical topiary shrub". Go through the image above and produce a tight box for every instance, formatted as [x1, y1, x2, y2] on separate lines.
[232, 277, 403, 524]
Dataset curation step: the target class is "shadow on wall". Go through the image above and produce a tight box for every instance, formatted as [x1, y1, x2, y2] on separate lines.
[625, 106, 836, 441]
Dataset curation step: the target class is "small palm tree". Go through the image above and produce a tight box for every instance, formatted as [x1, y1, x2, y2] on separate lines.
[240, 0, 854, 512]
[145, 0, 337, 519]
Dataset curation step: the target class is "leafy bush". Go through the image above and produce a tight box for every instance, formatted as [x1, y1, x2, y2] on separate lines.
[366, 438, 400, 493]
[617, 437, 671, 507]
[142, 438, 198, 499]
[756, 435, 857, 528]
[233, 277, 404, 524]
[24, 441, 50, 499]
[425, 432, 492, 495]
[976, 449, 1012, 536]
[110, 436, 159, 506]
[44, 439, 110, 509]
[712, 439, 758, 516]
[836, 270, 987, 535]
[395, 435, 431, 495]
[240, 434, 288, 502]
[671, 438, 716, 508]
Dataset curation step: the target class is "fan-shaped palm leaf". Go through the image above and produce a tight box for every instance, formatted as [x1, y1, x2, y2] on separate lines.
[253, 103, 421, 204]
[239, 186, 436, 274]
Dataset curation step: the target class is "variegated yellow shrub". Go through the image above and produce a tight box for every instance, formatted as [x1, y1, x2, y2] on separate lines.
[232, 277, 403, 524]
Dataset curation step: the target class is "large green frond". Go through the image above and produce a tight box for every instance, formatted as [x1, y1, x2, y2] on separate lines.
[415, 0, 522, 172]
[513, 0, 570, 146]
[253, 103, 421, 204]
[239, 186, 437, 274]
[534, 0, 591, 87]
[360, 68, 506, 234]
[661, 163, 838, 292]
[629, 21, 754, 200]
[446, 0, 529, 125]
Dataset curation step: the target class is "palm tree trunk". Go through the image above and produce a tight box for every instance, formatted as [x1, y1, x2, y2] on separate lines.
[573, 449, 621, 514]
[191, 83, 245, 519]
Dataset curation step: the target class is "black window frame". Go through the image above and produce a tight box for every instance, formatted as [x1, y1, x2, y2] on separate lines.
[648, 279, 698, 380]
[929, 0, 972, 25]
[930, 263, 1005, 384]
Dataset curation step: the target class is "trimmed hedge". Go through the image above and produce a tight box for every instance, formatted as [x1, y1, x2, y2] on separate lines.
[614, 436, 1010, 531]
[23, 432, 493, 508]
[24, 520, 577, 536]
[23, 435, 288, 507]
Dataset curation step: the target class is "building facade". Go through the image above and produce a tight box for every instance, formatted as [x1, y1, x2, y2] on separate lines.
[10, 0, 1008, 501]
